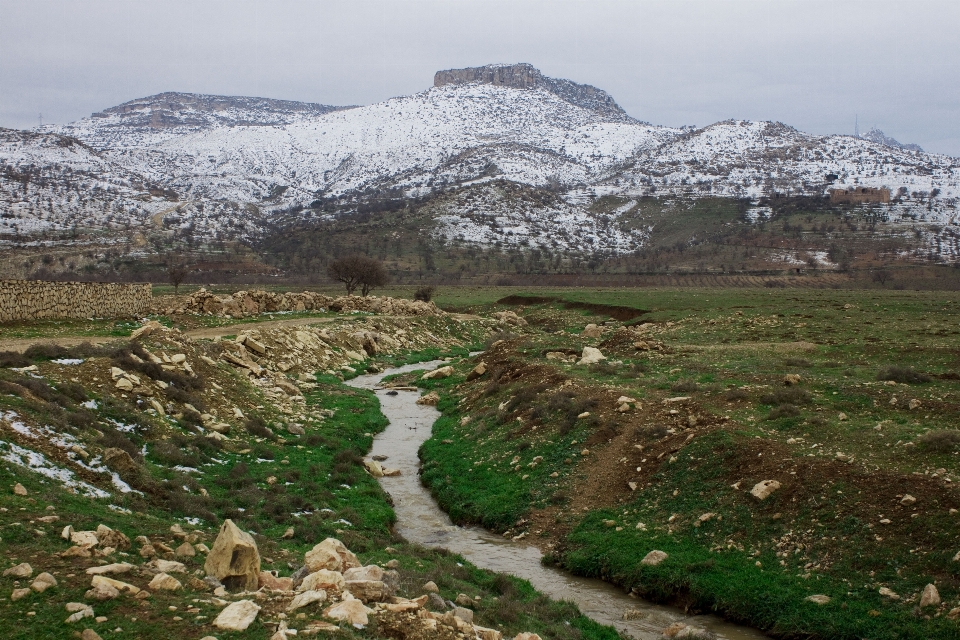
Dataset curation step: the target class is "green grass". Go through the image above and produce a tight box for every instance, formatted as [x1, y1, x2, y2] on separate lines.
[0, 328, 619, 640]
[417, 287, 960, 639]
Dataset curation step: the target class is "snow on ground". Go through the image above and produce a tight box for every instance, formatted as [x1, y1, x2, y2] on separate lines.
[0, 439, 110, 498]
[3, 79, 960, 259]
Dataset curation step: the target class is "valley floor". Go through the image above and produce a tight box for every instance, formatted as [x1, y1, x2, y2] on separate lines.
[4, 285, 960, 640]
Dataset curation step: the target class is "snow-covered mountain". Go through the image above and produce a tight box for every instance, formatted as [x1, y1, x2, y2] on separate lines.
[2, 63, 959, 256]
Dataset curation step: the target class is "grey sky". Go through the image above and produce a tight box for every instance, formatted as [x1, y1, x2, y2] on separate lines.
[2, 0, 959, 155]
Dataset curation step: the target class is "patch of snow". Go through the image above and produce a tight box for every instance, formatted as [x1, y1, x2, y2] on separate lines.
[0, 439, 110, 498]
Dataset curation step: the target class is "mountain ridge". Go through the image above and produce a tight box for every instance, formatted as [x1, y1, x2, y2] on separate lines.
[2, 64, 959, 263]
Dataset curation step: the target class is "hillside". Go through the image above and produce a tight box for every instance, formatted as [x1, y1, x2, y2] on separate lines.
[2, 63, 960, 274]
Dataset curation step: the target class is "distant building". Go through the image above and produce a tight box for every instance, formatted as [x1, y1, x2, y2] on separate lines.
[829, 187, 890, 205]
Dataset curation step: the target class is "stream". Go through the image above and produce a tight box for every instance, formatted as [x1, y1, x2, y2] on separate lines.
[347, 361, 766, 640]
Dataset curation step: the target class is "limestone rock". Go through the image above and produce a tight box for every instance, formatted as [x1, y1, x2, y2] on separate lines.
[148, 573, 182, 591]
[11, 588, 31, 601]
[71, 530, 99, 547]
[421, 366, 454, 380]
[323, 598, 374, 626]
[86, 563, 135, 575]
[900, 494, 916, 506]
[344, 565, 384, 582]
[305, 538, 359, 573]
[920, 583, 941, 608]
[151, 559, 187, 573]
[3, 562, 32, 578]
[30, 572, 57, 593]
[581, 324, 603, 338]
[81, 630, 103, 640]
[175, 542, 196, 558]
[783, 374, 801, 386]
[491, 311, 527, 327]
[423, 580, 440, 593]
[878, 587, 900, 600]
[577, 347, 606, 365]
[300, 569, 345, 593]
[102, 449, 138, 476]
[12, 483, 27, 496]
[213, 599, 261, 631]
[91, 575, 139, 595]
[454, 606, 474, 623]
[805, 594, 831, 605]
[344, 580, 385, 602]
[95, 524, 130, 549]
[416, 391, 440, 406]
[85, 583, 120, 601]
[750, 479, 781, 501]
[364, 459, 384, 478]
[455, 593, 474, 607]
[640, 550, 668, 566]
[258, 571, 293, 591]
[288, 589, 327, 611]
[204, 519, 261, 591]
[466, 363, 487, 381]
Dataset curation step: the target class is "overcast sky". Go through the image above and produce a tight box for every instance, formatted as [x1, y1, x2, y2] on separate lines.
[2, 0, 959, 155]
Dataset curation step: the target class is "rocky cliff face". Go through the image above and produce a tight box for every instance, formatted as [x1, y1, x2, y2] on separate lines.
[434, 63, 630, 120]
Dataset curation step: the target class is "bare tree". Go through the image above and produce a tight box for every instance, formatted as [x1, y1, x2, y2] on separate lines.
[167, 260, 188, 295]
[872, 269, 893, 286]
[327, 255, 389, 296]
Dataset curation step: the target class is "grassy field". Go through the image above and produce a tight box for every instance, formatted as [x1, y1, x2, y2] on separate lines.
[417, 287, 960, 639]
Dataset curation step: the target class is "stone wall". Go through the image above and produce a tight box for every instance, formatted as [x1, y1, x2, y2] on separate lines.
[829, 187, 891, 205]
[0, 280, 152, 322]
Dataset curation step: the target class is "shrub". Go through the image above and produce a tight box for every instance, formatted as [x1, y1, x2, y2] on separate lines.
[637, 423, 669, 440]
[671, 379, 700, 393]
[0, 351, 29, 368]
[588, 361, 618, 376]
[150, 441, 199, 468]
[760, 387, 811, 405]
[244, 416, 276, 440]
[877, 366, 931, 384]
[785, 357, 813, 368]
[917, 430, 960, 452]
[58, 382, 88, 402]
[767, 404, 801, 420]
[252, 445, 275, 461]
[22, 343, 69, 361]
[414, 286, 435, 302]
[727, 389, 750, 402]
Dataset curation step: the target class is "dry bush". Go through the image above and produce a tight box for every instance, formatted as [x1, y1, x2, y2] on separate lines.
[414, 286, 435, 302]
[760, 387, 811, 405]
[588, 361, 618, 376]
[877, 366, 931, 384]
[636, 423, 669, 440]
[918, 430, 960, 452]
[767, 404, 801, 420]
[725, 388, 750, 402]
[0, 351, 29, 368]
[671, 379, 700, 392]
[244, 416, 276, 440]
[785, 357, 813, 368]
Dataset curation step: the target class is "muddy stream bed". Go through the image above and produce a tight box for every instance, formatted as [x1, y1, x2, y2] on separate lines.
[347, 361, 766, 640]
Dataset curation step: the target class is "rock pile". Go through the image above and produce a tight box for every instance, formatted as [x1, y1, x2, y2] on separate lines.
[159, 290, 442, 318]
[9, 510, 548, 640]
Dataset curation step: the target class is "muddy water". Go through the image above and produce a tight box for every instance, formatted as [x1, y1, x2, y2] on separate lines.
[347, 363, 766, 640]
